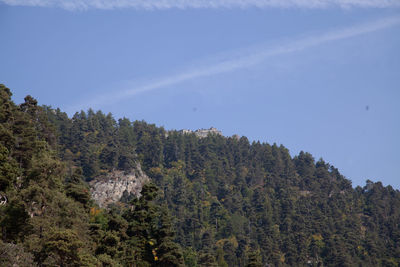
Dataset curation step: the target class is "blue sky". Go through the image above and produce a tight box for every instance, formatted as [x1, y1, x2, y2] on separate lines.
[1, 1, 399, 189]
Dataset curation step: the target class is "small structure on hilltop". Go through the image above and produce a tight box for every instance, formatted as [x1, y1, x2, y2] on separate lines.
[179, 129, 193, 135]
[194, 127, 222, 138]
[178, 127, 223, 138]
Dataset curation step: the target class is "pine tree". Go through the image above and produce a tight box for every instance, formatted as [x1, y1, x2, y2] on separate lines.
[155, 206, 184, 266]
[245, 249, 262, 267]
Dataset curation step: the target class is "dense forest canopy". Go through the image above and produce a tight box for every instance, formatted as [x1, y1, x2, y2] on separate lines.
[1, 84, 399, 266]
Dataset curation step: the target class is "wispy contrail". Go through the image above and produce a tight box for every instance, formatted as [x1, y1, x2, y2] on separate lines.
[68, 16, 400, 112]
[2, 0, 400, 10]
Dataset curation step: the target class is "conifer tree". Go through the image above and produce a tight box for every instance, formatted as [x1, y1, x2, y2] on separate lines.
[155, 205, 184, 266]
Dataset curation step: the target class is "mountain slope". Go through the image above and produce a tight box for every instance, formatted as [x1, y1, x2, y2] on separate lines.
[1, 85, 399, 266]
[45, 93, 400, 266]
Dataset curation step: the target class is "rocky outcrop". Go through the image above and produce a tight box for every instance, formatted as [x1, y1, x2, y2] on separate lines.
[0, 192, 7, 206]
[89, 163, 149, 208]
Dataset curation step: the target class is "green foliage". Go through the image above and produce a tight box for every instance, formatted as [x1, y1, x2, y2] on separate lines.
[183, 247, 198, 267]
[65, 168, 91, 206]
[0, 198, 31, 242]
[0, 144, 19, 191]
[0, 86, 97, 266]
[0, 240, 37, 267]
[154, 206, 184, 266]
[245, 249, 262, 267]
[41, 229, 84, 266]
[1, 85, 400, 266]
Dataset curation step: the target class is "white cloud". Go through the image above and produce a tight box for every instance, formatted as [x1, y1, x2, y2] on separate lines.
[67, 16, 400, 112]
[2, 0, 400, 10]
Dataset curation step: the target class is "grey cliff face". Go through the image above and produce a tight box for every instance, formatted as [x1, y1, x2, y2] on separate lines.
[89, 163, 149, 208]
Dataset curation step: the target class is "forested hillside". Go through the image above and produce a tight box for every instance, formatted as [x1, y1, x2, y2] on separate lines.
[1, 84, 400, 266]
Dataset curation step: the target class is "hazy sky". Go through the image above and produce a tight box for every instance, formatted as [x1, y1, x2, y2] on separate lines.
[1, 1, 399, 189]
